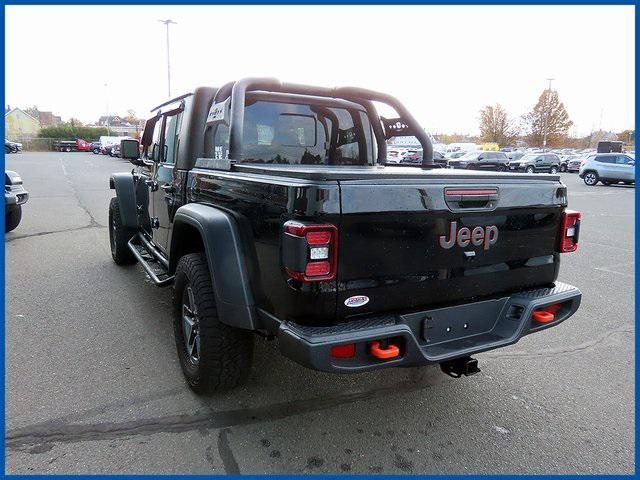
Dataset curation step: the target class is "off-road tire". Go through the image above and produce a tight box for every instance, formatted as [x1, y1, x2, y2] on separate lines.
[108, 197, 137, 265]
[526, 165, 535, 174]
[583, 171, 599, 186]
[5, 207, 22, 232]
[173, 253, 254, 393]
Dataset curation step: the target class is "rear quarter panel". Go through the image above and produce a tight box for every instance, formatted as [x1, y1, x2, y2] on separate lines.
[187, 168, 341, 325]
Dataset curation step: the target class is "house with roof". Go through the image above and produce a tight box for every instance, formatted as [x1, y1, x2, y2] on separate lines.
[5, 107, 41, 140]
[93, 115, 146, 136]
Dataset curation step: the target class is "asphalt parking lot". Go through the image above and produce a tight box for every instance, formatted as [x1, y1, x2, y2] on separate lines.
[5, 152, 634, 474]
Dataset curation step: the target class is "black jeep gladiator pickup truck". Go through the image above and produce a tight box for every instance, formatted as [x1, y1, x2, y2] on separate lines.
[109, 78, 582, 393]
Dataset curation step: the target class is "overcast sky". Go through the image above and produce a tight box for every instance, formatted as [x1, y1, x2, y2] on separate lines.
[6, 5, 634, 136]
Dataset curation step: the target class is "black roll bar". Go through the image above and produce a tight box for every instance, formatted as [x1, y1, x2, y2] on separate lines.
[226, 77, 434, 167]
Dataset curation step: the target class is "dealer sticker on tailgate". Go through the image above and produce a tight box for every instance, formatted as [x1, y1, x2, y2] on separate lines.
[344, 295, 370, 308]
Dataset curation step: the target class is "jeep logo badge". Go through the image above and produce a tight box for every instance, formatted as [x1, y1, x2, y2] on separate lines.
[439, 221, 498, 250]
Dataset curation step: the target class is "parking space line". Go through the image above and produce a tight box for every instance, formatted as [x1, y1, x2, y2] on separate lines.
[581, 241, 633, 253]
[593, 263, 634, 278]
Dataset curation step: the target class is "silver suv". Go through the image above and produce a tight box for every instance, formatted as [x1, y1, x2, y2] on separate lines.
[579, 153, 635, 186]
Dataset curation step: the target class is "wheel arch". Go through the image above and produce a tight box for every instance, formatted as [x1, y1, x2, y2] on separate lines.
[109, 173, 138, 228]
[169, 203, 258, 330]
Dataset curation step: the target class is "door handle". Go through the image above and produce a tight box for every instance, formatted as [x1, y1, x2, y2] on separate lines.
[160, 184, 175, 194]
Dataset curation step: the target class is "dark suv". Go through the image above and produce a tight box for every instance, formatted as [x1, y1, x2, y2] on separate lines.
[447, 151, 509, 171]
[508, 153, 561, 173]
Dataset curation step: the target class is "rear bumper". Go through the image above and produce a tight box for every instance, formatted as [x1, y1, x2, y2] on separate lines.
[268, 282, 581, 373]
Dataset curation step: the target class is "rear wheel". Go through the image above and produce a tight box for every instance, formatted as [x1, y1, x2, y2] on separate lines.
[497, 165, 507, 172]
[65, 146, 71, 152]
[5, 207, 22, 232]
[5, 146, 11, 154]
[173, 253, 254, 393]
[93, 148, 100, 154]
[526, 165, 535, 174]
[560, 164, 567, 172]
[550, 166, 558, 174]
[108, 197, 137, 265]
[583, 171, 599, 186]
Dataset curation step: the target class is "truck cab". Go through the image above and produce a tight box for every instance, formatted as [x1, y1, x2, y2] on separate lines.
[109, 78, 582, 393]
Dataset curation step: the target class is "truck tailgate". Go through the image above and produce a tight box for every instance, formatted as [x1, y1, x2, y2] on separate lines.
[336, 176, 567, 319]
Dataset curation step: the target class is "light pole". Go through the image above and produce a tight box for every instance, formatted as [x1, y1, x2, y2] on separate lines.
[158, 19, 177, 98]
[542, 77, 554, 151]
[104, 82, 111, 136]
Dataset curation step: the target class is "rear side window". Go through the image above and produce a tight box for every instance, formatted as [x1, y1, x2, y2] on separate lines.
[595, 155, 615, 164]
[206, 100, 374, 166]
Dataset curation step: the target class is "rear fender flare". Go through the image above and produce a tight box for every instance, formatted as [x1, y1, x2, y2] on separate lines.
[109, 173, 137, 228]
[170, 203, 257, 330]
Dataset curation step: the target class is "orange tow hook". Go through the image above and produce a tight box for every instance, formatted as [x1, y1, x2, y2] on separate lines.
[370, 341, 400, 360]
[532, 309, 555, 324]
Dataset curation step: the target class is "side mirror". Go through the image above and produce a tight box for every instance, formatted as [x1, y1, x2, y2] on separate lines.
[121, 139, 141, 164]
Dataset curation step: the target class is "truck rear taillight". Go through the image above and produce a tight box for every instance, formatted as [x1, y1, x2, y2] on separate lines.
[283, 221, 338, 282]
[559, 210, 581, 253]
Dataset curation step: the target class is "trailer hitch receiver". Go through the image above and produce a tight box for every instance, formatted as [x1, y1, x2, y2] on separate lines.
[440, 357, 480, 378]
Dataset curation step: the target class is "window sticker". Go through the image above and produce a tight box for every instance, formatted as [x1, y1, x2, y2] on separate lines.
[257, 124, 274, 145]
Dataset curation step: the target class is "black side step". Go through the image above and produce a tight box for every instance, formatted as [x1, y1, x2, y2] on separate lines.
[127, 233, 174, 287]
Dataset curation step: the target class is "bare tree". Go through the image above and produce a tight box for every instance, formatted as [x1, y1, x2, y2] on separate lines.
[478, 104, 518, 146]
[523, 89, 572, 148]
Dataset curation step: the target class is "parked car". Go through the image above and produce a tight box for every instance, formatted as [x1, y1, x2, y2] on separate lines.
[579, 153, 635, 186]
[89, 142, 102, 154]
[52, 139, 92, 152]
[507, 151, 525, 162]
[431, 150, 447, 166]
[5, 139, 22, 153]
[399, 149, 446, 166]
[386, 147, 408, 164]
[5, 170, 28, 232]
[567, 155, 588, 173]
[445, 151, 466, 160]
[447, 151, 510, 171]
[508, 153, 561, 173]
[108, 78, 581, 393]
[101, 144, 118, 156]
[111, 145, 121, 157]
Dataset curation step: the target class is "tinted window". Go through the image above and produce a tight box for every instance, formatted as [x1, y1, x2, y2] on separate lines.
[496, 152, 508, 160]
[208, 100, 374, 166]
[616, 155, 633, 165]
[595, 155, 615, 164]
